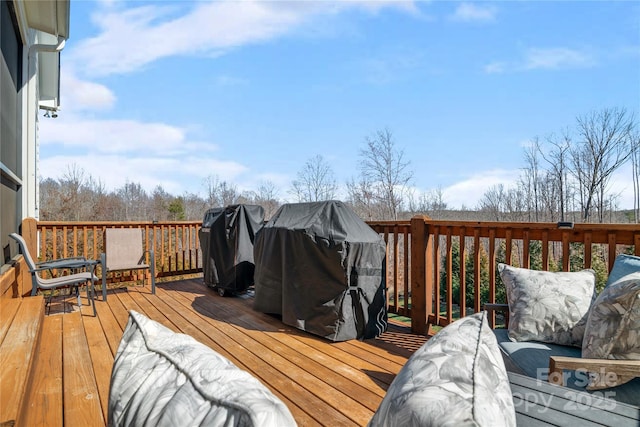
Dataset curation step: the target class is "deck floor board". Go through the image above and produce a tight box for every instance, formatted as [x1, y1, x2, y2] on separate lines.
[18, 314, 63, 427]
[16, 278, 429, 426]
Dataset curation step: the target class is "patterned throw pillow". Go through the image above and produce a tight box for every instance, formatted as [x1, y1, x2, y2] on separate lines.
[498, 264, 596, 347]
[368, 312, 516, 427]
[582, 275, 640, 388]
[108, 311, 297, 427]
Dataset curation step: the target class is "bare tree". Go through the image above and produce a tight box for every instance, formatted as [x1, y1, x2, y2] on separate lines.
[408, 187, 448, 217]
[150, 185, 171, 221]
[522, 138, 541, 221]
[346, 176, 383, 220]
[60, 164, 89, 221]
[570, 107, 635, 222]
[253, 180, 281, 220]
[478, 184, 507, 221]
[203, 175, 239, 207]
[290, 155, 338, 202]
[358, 128, 413, 220]
[39, 178, 62, 220]
[540, 131, 572, 221]
[631, 131, 640, 223]
[116, 181, 149, 221]
[182, 191, 209, 221]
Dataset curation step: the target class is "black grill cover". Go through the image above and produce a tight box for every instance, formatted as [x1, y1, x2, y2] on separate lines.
[199, 204, 265, 293]
[253, 200, 387, 341]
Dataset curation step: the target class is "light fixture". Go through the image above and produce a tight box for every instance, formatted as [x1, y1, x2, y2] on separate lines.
[44, 111, 51, 118]
[557, 221, 574, 229]
[51, 111, 58, 118]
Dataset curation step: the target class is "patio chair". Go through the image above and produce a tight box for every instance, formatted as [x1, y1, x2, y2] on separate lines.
[100, 228, 155, 301]
[9, 233, 98, 316]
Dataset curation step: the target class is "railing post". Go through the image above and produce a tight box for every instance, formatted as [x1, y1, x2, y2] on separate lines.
[410, 216, 432, 335]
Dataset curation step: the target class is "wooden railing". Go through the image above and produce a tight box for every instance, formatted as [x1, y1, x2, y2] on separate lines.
[20, 218, 202, 287]
[371, 217, 640, 334]
[13, 217, 640, 336]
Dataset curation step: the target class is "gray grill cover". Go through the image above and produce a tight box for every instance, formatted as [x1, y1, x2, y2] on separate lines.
[253, 201, 387, 341]
[199, 204, 264, 293]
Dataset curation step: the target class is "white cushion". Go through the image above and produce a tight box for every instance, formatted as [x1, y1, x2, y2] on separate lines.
[498, 264, 596, 347]
[108, 310, 297, 427]
[368, 312, 516, 427]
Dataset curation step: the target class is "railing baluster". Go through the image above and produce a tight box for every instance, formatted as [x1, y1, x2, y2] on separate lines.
[433, 226, 440, 325]
[52, 226, 58, 262]
[488, 228, 497, 327]
[459, 228, 466, 318]
[584, 232, 593, 269]
[523, 229, 530, 269]
[562, 231, 570, 271]
[471, 228, 479, 314]
[403, 228, 410, 317]
[541, 230, 549, 271]
[445, 230, 453, 324]
[607, 233, 617, 272]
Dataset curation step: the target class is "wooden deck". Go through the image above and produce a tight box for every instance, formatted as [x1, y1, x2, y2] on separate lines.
[3, 277, 640, 426]
[3, 278, 428, 426]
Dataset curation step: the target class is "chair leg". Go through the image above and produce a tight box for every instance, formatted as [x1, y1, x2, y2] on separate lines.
[101, 253, 108, 302]
[150, 249, 156, 295]
[45, 293, 52, 315]
[90, 281, 96, 317]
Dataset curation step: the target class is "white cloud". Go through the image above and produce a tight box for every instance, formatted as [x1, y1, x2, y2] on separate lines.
[354, 49, 424, 84]
[40, 118, 191, 154]
[485, 47, 596, 73]
[214, 75, 249, 87]
[438, 166, 636, 210]
[523, 47, 595, 70]
[442, 169, 521, 209]
[608, 163, 636, 210]
[484, 61, 505, 74]
[40, 152, 248, 196]
[59, 69, 116, 112]
[450, 3, 497, 23]
[70, 0, 417, 77]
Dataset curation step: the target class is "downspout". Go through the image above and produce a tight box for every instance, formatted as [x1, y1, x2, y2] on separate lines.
[25, 35, 66, 220]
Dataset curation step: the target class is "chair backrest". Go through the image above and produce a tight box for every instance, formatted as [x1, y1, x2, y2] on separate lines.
[104, 228, 146, 271]
[9, 233, 38, 271]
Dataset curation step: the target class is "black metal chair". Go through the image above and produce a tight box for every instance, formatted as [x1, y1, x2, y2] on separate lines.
[9, 233, 99, 316]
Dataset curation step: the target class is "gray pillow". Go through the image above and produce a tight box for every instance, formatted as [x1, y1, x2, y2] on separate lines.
[606, 254, 640, 287]
[108, 310, 297, 427]
[498, 264, 596, 347]
[368, 312, 516, 427]
[582, 275, 640, 388]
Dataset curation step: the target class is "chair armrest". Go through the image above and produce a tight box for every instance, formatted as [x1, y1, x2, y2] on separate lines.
[482, 303, 510, 327]
[549, 356, 640, 387]
[483, 303, 509, 312]
[37, 258, 92, 269]
[37, 256, 86, 265]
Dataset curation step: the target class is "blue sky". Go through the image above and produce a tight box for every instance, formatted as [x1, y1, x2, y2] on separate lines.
[40, 1, 640, 209]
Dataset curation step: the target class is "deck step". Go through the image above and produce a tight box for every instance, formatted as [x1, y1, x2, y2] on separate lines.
[0, 296, 45, 426]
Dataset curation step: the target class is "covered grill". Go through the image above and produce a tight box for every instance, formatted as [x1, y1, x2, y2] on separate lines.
[253, 200, 387, 341]
[199, 204, 264, 296]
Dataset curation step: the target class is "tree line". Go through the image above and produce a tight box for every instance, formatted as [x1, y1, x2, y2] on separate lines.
[40, 107, 639, 223]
